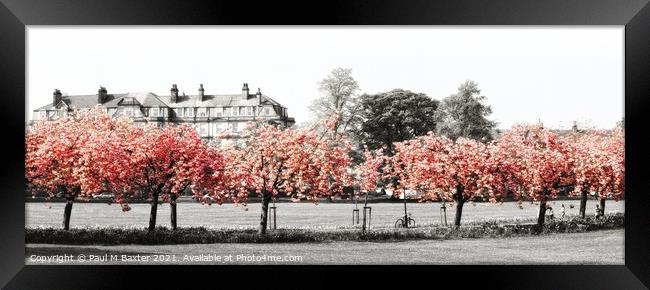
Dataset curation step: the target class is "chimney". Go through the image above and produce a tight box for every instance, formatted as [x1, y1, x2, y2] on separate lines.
[256, 88, 262, 104]
[97, 86, 107, 104]
[53, 89, 62, 106]
[198, 84, 205, 102]
[242, 83, 250, 99]
[170, 84, 179, 103]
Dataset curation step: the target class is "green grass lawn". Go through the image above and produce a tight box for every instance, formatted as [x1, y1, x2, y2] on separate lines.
[26, 199, 624, 230]
[25, 229, 623, 265]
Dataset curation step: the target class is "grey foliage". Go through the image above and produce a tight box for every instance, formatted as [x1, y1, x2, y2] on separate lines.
[309, 67, 362, 134]
[357, 89, 439, 155]
[437, 80, 497, 142]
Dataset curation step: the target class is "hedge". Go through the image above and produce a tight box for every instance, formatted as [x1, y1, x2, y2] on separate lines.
[26, 213, 624, 245]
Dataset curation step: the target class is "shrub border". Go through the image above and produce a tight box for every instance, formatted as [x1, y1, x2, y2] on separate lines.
[25, 213, 624, 245]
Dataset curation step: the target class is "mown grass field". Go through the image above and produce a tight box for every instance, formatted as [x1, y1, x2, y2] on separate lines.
[25, 200, 624, 265]
[26, 229, 624, 264]
[26, 199, 624, 230]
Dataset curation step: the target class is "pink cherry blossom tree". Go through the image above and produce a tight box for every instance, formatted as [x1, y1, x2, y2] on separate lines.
[119, 124, 214, 231]
[394, 134, 501, 227]
[600, 128, 625, 215]
[205, 117, 352, 235]
[25, 109, 133, 230]
[359, 132, 512, 227]
[495, 124, 574, 226]
[567, 128, 624, 217]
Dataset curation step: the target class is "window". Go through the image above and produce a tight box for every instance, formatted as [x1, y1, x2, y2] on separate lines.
[223, 107, 231, 117]
[176, 108, 183, 117]
[215, 107, 223, 117]
[151, 108, 159, 117]
[186, 108, 194, 117]
[199, 124, 208, 136]
[198, 108, 207, 117]
[245, 107, 253, 116]
[214, 122, 225, 135]
[232, 107, 239, 116]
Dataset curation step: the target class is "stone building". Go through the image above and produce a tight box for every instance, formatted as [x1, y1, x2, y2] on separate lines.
[32, 83, 296, 139]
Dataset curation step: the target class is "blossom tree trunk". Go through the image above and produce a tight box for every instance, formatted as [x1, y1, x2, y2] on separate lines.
[537, 198, 547, 226]
[454, 196, 465, 228]
[579, 189, 588, 218]
[258, 191, 272, 235]
[599, 197, 606, 217]
[148, 191, 160, 232]
[63, 194, 75, 231]
[170, 195, 178, 230]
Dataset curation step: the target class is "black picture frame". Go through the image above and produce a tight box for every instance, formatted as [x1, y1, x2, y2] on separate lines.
[1, 0, 649, 288]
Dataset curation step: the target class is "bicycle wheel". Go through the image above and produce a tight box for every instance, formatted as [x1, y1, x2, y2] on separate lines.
[395, 219, 404, 228]
[408, 218, 415, 227]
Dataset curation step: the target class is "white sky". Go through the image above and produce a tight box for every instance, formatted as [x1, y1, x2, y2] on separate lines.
[26, 26, 624, 129]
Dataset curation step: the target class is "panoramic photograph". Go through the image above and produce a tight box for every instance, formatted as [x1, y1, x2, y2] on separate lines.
[24, 27, 624, 265]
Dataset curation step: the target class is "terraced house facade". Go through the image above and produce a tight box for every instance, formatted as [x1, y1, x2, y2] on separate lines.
[32, 83, 296, 139]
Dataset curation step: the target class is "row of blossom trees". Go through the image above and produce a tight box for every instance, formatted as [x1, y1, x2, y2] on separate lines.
[26, 109, 213, 231]
[359, 124, 625, 227]
[26, 109, 623, 232]
[26, 109, 352, 234]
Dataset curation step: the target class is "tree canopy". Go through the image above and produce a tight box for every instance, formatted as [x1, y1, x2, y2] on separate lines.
[309, 67, 362, 134]
[357, 89, 439, 155]
[437, 80, 496, 142]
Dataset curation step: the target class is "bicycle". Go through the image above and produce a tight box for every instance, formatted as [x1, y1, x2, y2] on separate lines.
[395, 215, 415, 228]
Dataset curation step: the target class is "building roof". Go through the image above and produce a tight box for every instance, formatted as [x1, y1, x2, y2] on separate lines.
[158, 94, 281, 108]
[35, 92, 284, 110]
[102, 92, 168, 107]
[36, 94, 100, 110]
